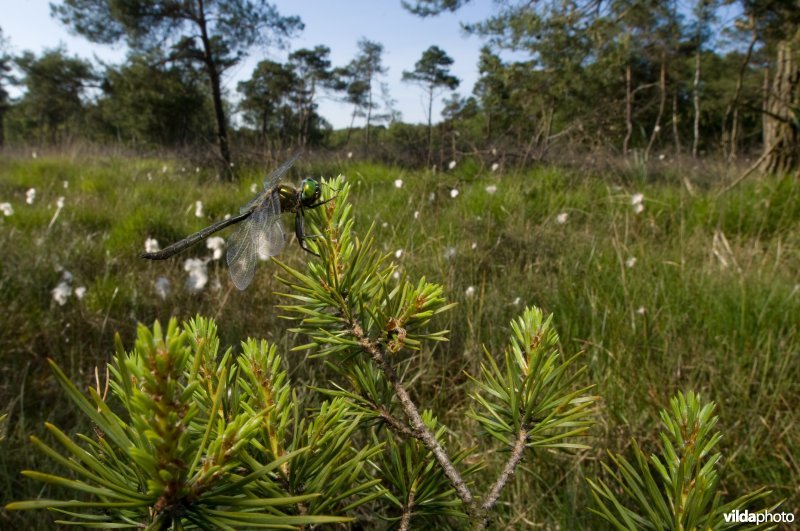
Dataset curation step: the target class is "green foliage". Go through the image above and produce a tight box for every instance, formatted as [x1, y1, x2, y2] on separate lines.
[588, 391, 773, 530]
[376, 410, 481, 526]
[98, 55, 214, 146]
[6, 317, 374, 528]
[274, 176, 455, 356]
[274, 176, 597, 527]
[9, 48, 95, 143]
[468, 307, 595, 449]
[1, 156, 796, 528]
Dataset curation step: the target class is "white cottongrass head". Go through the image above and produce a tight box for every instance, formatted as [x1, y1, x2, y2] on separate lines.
[444, 246, 456, 260]
[394, 178, 403, 188]
[195, 200, 204, 218]
[414, 210, 420, 220]
[633, 203, 645, 214]
[63, 180, 69, 189]
[485, 184, 497, 194]
[250, 183, 258, 194]
[184, 258, 209, 292]
[625, 256, 637, 268]
[74, 286, 87, 300]
[636, 306, 646, 315]
[0, 202, 13, 216]
[395, 249, 403, 259]
[347, 151, 353, 159]
[631, 193, 644, 206]
[465, 285, 476, 298]
[144, 237, 160, 253]
[51, 270, 74, 306]
[207, 236, 225, 260]
[32, 151, 38, 159]
[154, 276, 171, 300]
[161, 165, 168, 173]
[26, 188, 36, 205]
[471, 242, 477, 250]
[428, 191, 436, 202]
[52, 281, 71, 306]
[450, 188, 459, 198]
[491, 162, 500, 172]
[448, 160, 456, 170]
[556, 212, 569, 224]
[55, 196, 65, 209]
[512, 296, 521, 306]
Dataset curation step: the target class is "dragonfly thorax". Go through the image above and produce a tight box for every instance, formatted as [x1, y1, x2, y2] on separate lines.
[277, 179, 320, 213]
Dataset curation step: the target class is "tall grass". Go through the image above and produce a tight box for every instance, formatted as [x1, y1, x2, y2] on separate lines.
[0, 153, 797, 528]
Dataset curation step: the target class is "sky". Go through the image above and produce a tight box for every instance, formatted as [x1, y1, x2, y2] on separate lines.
[2, 1, 499, 129]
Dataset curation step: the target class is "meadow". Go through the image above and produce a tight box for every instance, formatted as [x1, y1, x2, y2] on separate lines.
[0, 150, 798, 528]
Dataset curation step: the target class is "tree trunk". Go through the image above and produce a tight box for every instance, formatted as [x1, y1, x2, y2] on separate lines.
[672, 91, 681, 154]
[365, 70, 373, 154]
[645, 59, 667, 160]
[761, 37, 800, 175]
[723, 21, 757, 161]
[623, 61, 633, 156]
[426, 84, 433, 166]
[346, 105, 358, 145]
[196, 0, 233, 179]
[692, 48, 701, 158]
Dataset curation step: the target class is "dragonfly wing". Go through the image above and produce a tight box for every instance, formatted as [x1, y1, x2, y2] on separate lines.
[263, 151, 301, 189]
[226, 219, 259, 290]
[254, 192, 286, 259]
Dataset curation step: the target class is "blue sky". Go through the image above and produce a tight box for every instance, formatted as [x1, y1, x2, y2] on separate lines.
[3, 1, 498, 129]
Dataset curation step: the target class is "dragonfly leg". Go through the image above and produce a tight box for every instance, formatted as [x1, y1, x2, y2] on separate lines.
[308, 197, 336, 209]
[295, 211, 320, 257]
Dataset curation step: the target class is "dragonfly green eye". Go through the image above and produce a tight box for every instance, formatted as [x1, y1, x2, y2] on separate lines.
[301, 179, 320, 205]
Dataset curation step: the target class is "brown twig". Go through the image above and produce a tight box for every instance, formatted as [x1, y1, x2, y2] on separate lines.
[480, 428, 529, 519]
[376, 405, 416, 439]
[351, 323, 476, 514]
[398, 485, 416, 531]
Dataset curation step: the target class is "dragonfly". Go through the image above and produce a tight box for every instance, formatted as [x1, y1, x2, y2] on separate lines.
[140, 153, 329, 290]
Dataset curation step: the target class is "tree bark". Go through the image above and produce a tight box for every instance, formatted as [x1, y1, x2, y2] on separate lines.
[623, 61, 633, 156]
[723, 21, 757, 161]
[672, 91, 681, 153]
[426, 84, 433, 166]
[196, 0, 233, 179]
[761, 36, 800, 175]
[645, 59, 667, 160]
[692, 48, 701, 158]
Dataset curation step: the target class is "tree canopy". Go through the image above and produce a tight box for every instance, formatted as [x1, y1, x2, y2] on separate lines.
[51, 0, 302, 175]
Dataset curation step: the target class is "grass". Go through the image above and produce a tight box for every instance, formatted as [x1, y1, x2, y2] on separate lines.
[0, 152, 797, 528]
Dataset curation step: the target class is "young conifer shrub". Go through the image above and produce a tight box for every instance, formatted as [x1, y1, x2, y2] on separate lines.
[8, 175, 599, 529]
[588, 391, 775, 529]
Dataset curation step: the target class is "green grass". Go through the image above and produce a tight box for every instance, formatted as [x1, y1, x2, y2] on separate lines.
[0, 153, 797, 528]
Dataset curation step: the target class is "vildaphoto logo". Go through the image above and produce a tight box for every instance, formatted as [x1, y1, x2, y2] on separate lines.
[723, 509, 795, 524]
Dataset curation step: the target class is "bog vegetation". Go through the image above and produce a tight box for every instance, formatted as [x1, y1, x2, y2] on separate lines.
[0, 153, 798, 528]
[0, 0, 799, 528]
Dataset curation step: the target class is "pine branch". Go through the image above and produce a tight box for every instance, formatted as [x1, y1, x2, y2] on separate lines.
[481, 427, 528, 516]
[350, 321, 476, 514]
